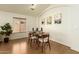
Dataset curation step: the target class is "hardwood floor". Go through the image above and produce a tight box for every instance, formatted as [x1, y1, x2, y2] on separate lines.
[0, 38, 79, 54]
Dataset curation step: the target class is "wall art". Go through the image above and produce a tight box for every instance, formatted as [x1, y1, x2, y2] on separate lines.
[54, 13, 62, 24]
[47, 16, 52, 24]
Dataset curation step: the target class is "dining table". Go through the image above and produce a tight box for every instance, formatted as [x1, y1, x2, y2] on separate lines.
[29, 31, 49, 39]
[28, 31, 50, 52]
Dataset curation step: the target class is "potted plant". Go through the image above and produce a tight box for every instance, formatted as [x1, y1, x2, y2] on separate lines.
[0, 23, 13, 43]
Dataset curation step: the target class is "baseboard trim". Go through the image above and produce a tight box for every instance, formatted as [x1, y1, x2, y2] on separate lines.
[50, 39, 70, 49]
[10, 37, 28, 40]
[51, 39, 79, 52]
[71, 47, 79, 52]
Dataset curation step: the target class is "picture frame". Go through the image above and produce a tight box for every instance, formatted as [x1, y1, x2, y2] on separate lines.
[47, 16, 52, 24]
[54, 13, 62, 24]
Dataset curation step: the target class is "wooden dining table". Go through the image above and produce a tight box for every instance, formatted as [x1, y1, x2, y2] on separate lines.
[29, 31, 49, 39]
[28, 31, 50, 52]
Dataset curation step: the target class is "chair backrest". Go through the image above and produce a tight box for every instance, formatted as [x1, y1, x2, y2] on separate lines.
[36, 28, 38, 31]
[32, 28, 35, 32]
[41, 27, 43, 31]
[43, 34, 49, 42]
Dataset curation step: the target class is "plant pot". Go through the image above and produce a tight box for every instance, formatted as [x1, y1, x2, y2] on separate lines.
[4, 37, 9, 43]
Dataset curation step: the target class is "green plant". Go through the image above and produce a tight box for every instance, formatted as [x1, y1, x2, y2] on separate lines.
[0, 23, 13, 36]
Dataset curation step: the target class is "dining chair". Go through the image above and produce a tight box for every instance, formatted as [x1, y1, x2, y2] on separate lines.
[29, 32, 38, 47]
[37, 34, 51, 52]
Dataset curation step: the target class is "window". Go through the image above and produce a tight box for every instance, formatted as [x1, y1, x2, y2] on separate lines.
[13, 17, 26, 33]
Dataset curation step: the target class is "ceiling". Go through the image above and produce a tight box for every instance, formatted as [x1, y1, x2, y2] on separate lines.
[0, 4, 50, 16]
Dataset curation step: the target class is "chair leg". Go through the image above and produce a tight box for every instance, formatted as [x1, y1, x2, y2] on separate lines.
[30, 39, 32, 47]
[37, 41, 40, 47]
[28, 38, 30, 43]
[42, 42, 43, 53]
[48, 42, 51, 50]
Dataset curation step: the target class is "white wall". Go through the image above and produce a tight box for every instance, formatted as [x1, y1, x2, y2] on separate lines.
[0, 11, 36, 40]
[67, 5, 79, 51]
[38, 5, 79, 52]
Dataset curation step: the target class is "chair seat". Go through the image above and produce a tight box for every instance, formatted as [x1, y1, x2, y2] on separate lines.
[38, 37, 48, 42]
[31, 36, 37, 39]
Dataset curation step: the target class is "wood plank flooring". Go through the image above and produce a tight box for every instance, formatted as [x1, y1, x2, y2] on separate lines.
[0, 38, 79, 54]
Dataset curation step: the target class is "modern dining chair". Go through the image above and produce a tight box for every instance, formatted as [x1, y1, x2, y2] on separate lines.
[28, 28, 34, 44]
[29, 32, 38, 47]
[37, 34, 51, 52]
